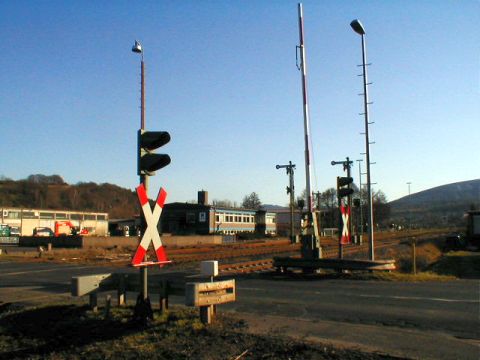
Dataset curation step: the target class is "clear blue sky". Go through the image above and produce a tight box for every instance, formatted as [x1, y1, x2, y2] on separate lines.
[1, 0, 478, 206]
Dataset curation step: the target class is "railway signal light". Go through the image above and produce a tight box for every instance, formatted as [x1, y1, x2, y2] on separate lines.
[138, 130, 171, 176]
[337, 176, 354, 198]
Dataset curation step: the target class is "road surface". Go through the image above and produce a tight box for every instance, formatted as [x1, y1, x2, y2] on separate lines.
[0, 260, 478, 359]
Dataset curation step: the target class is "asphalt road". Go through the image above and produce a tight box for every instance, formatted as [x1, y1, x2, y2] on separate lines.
[0, 260, 478, 359]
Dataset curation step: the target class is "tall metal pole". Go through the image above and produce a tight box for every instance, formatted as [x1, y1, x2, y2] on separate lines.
[133, 41, 149, 301]
[350, 19, 375, 261]
[297, 3, 320, 258]
[356, 159, 363, 236]
[140, 57, 149, 300]
[360, 33, 375, 261]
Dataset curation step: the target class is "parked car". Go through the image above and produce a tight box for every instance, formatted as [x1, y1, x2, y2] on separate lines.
[445, 232, 466, 250]
[33, 227, 54, 237]
[0, 224, 10, 237]
[9, 226, 20, 236]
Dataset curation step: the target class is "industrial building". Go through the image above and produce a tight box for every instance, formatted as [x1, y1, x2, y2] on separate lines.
[161, 191, 276, 235]
[0, 207, 109, 236]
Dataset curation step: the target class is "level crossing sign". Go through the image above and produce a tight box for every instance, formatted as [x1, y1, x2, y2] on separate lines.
[340, 205, 351, 245]
[131, 184, 171, 267]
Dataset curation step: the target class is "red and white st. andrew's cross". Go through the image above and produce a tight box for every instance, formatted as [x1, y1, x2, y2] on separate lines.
[131, 184, 170, 266]
[340, 205, 351, 245]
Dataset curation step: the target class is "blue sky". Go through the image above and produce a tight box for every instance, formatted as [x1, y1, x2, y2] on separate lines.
[1, 0, 478, 206]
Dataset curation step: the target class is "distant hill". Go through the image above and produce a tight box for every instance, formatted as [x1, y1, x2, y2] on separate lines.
[0, 175, 139, 219]
[261, 204, 288, 212]
[389, 179, 480, 227]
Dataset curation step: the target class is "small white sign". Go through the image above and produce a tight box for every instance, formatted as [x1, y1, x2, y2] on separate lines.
[199, 212, 206, 223]
[200, 260, 218, 277]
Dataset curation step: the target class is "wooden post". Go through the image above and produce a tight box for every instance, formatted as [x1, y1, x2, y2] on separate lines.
[159, 280, 169, 313]
[200, 305, 214, 324]
[104, 295, 111, 319]
[89, 292, 98, 312]
[117, 275, 126, 306]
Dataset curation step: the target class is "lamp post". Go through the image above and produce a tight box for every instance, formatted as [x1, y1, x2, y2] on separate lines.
[350, 19, 375, 260]
[132, 40, 149, 301]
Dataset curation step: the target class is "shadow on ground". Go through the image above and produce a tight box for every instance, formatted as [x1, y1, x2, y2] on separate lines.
[0, 304, 141, 358]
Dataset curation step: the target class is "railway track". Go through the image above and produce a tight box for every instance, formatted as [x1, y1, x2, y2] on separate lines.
[217, 230, 448, 274]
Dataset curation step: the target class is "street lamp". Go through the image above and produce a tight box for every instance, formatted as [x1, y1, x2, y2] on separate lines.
[350, 19, 375, 260]
[132, 40, 149, 304]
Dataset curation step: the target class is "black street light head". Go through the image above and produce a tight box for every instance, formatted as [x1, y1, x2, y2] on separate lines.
[350, 19, 365, 35]
[132, 40, 143, 53]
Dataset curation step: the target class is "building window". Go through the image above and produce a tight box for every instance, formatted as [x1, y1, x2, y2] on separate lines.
[22, 211, 38, 219]
[186, 213, 196, 224]
[40, 212, 54, 219]
[56, 213, 68, 220]
[71, 214, 83, 220]
[97, 215, 107, 221]
[6, 211, 20, 219]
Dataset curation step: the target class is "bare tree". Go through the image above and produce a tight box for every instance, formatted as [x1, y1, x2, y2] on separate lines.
[242, 192, 262, 209]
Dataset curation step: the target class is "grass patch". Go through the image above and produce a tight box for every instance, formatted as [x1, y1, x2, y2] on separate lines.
[0, 303, 399, 359]
[429, 251, 480, 279]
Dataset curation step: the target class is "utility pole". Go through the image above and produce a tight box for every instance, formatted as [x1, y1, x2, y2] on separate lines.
[297, 3, 320, 259]
[276, 162, 296, 243]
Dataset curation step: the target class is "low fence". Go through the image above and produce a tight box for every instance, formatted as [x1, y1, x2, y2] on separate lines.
[19, 236, 83, 248]
[16, 235, 225, 249]
[0, 236, 19, 245]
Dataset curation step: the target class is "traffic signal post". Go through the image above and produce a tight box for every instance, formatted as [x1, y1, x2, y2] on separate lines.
[331, 157, 354, 238]
[337, 176, 354, 258]
[132, 40, 171, 321]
